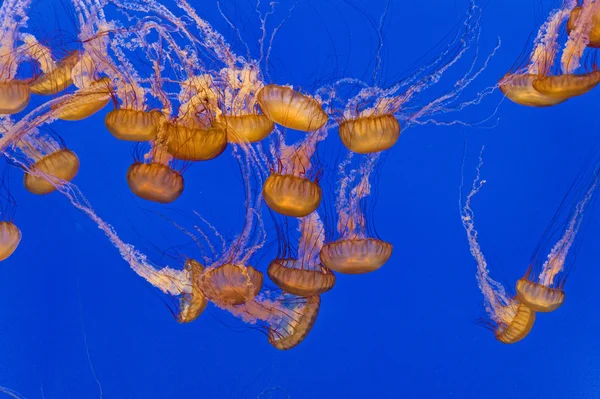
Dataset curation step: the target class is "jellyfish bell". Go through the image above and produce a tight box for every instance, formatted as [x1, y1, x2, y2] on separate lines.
[165, 120, 227, 161]
[55, 77, 112, 121]
[263, 174, 322, 217]
[266, 295, 320, 350]
[0, 81, 30, 114]
[199, 263, 263, 306]
[126, 162, 184, 203]
[515, 278, 565, 313]
[494, 301, 536, 344]
[498, 74, 569, 107]
[532, 71, 600, 99]
[338, 114, 400, 154]
[0, 221, 21, 261]
[567, 6, 600, 48]
[320, 237, 392, 274]
[257, 85, 328, 132]
[217, 114, 274, 143]
[29, 51, 79, 95]
[176, 259, 208, 323]
[23, 148, 80, 195]
[105, 109, 165, 142]
[268, 259, 335, 297]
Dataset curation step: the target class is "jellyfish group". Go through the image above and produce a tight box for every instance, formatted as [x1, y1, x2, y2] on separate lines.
[2, 0, 589, 356]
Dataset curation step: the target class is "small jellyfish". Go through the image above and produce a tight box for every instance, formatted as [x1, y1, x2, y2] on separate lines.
[460, 150, 535, 343]
[199, 263, 264, 306]
[257, 85, 328, 132]
[29, 51, 79, 95]
[54, 76, 112, 121]
[105, 109, 165, 142]
[567, 6, 600, 47]
[320, 154, 392, 274]
[127, 120, 184, 203]
[516, 164, 599, 312]
[176, 259, 208, 323]
[268, 212, 335, 297]
[229, 293, 321, 350]
[164, 75, 227, 161]
[15, 133, 80, 195]
[338, 114, 400, 154]
[0, 221, 21, 261]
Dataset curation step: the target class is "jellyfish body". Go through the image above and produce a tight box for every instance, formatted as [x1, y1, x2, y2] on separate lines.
[532, 71, 600, 99]
[105, 109, 164, 142]
[24, 148, 80, 195]
[0, 221, 21, 261]
[320, 237, 392, 274]
[177, 259, 208, 323]
[338, 114, 400, 154]
[263, 174, 322, 217]
[516, 278, 565, 312]
[268, 212, 335, 296]
[0, 82, 30, 114]
[29, 52, 79, 95]
[218, 114, 274, 143]
[165, 122, 227, 161]
[494, 301, 536, 344]
[55, 77, 112, 121]
[267, 295, 320, 350]
[257, 85, 328, 132]
[127, 162, 184, 203]
[200, 263, 263, 306]
[567, 6, 600, 47]
[499, 74, 569, 107]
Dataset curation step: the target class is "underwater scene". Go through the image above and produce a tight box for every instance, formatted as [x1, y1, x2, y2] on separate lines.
[0, 0, 598, 397]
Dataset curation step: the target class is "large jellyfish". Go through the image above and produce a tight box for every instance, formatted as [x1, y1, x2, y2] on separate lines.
[268, 212, 335, 297]
[320, 153, 392, 275]
[500, 0, 600, 106]
[516, 165, 599, 312]
[460, 152, 535, 344]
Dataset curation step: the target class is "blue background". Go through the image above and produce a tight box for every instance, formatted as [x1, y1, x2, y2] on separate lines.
[2, 0, 600, 397]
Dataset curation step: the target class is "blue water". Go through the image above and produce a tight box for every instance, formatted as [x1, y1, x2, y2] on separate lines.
[2, 0, 600, 397]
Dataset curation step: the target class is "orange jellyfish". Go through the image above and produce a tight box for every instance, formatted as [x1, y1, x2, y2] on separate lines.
[126, 130, 184, 204]
[460, 151, 535, 343]
[226, 293, 321, 350]
[263, 120, 328, 217]
[567, 5, 600, 47]
[516, 165, 599, 312]
[0, 0, 35, 115]
[268, 212, 335, 297]
[500, 0, 600, 106]
[175, 259, 208, 323]
[28, 49, 79, 96]
[13, 132, 80, 195]
[320, 154, 392, 274]
[0, 220, 20, 261]
[257, 84, 328, 132]
[163, 75, 227, 161]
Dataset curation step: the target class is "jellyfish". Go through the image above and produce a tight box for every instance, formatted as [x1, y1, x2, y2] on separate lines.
[268, 212, 335, 297]
[500, 0, 600, 106]
[257, 85, 328, 132]
[226, 293, 321, 350]
[28, 49, 79, 96]
[9, 130, 80, 195]
[567, 5, 600, 47]
[328, 0, 494, 147]
[321, 153, 392, 274]
[0, 168, 21, 262]
[176, 259, 208, 323]
[126, 132, 184, 204]
[0, 0, 34, 114]
[516, 165, 599, 312]
[460, 151, 535, 344]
